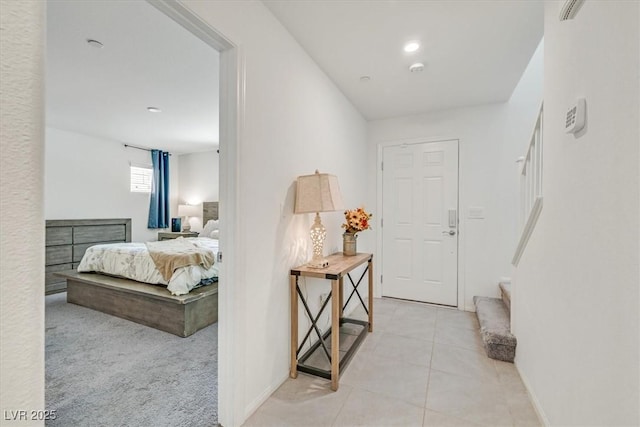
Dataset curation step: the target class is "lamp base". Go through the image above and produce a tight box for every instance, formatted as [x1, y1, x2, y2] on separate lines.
[307, 259, 329, 269]
[182, 216, 191, 232]
[307, 212, 329, 268]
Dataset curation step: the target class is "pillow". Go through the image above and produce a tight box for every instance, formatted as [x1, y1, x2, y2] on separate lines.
[208, 230, 220, 239]
[201, 219, 219, 238]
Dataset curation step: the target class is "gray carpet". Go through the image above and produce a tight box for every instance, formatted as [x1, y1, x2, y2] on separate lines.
[473, 296, 517, 363]
[45, 292, 218, 427]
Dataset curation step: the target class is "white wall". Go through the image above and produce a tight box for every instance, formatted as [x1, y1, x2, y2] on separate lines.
[44, 127, 180, 242]
[513, 2, 639, 426]
[367, 41, 543, 311]
[0, 2, 367, 424]
[177, 149, 219, 231]
[0, 1, 46, 424]
[180, 1, 369, 425]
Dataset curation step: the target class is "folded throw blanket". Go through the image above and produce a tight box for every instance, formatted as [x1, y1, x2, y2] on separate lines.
[146, 238, 215, 282]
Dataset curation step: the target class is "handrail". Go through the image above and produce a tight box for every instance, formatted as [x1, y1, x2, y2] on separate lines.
[512, 104, 544, 266]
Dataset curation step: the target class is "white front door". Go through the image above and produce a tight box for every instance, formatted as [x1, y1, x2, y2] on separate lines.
[382, 140, 459, 306]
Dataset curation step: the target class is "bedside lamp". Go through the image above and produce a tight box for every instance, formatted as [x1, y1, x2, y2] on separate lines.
[294, 170, 344, 268]
[178, 204, 200, 232]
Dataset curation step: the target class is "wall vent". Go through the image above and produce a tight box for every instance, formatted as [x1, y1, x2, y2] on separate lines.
[559, 0, 585, 21]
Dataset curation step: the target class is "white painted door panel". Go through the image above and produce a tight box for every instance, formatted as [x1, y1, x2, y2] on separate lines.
[382, 140, 458, 306]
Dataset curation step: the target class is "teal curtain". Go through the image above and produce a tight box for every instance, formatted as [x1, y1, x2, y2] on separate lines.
[148, 150, 170, 229]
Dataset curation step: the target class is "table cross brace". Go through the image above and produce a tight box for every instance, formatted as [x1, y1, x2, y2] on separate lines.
[296, 284, 332, 363]
[342, 266, 369, 315]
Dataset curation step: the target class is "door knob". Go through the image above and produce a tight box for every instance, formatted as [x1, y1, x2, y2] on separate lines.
[442, 230, 456, 236]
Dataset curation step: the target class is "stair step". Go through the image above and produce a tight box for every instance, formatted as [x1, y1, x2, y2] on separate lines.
[473, 296, 517, 363]
[499, 281, 511, 311]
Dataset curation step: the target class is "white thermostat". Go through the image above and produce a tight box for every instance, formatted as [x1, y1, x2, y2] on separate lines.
[565, 98, 586, 134]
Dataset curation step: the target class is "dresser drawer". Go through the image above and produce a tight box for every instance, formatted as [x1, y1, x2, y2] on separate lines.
[73, 243, 96, 262]
[46, 246, 72, 265]
[73, 225, 125, 244]
[45, 263, 73, 285]
[46, 227, 72, 246]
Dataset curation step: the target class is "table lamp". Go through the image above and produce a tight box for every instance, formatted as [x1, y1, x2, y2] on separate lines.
[178, 204, 200, 232]
[294, 170, 344, 268]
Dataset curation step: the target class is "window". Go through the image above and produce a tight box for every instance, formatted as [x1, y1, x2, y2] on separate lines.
[130, 164, 153, 193]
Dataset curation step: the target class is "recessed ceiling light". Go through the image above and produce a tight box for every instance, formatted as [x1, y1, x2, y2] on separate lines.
[403, 42, 420, 53]
[147, 107, 162, 113]
[409, 63, 425, 72]
[86, 39, 104, 48]
[359, 76, 371, 82]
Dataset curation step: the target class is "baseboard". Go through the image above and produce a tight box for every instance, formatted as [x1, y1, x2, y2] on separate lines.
[242, 371, 289, 424]
[240, 300, 361, 423]
[515, 362, 550, 427]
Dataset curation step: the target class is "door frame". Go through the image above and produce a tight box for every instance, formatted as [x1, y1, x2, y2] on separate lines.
[146, 1, 243, 425]
[376, 137, 463, 310]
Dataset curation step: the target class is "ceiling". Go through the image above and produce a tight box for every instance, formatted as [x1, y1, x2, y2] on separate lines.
[46, 0, 219, 154]
[263, 0, 544, 120]
[46, 1, 543, 149]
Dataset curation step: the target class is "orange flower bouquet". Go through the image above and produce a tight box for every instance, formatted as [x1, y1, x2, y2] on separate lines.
[341, 207, 373, 235]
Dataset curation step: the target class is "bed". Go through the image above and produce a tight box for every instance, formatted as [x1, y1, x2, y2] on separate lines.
[76, 236, 219, 296]
[55, 202, 220, 337]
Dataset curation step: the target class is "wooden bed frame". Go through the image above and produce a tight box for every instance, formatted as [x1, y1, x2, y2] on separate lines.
[56, 271, 218, 337]
[54, 202, 220, 337]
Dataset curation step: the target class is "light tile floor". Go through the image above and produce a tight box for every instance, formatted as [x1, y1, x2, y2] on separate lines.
[243, 298, 541, 427]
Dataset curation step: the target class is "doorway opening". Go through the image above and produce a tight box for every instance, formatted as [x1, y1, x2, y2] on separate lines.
[44, 1, 240, 425]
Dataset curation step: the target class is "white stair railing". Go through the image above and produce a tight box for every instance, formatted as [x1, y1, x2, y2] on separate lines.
[512, 104, 543, 266]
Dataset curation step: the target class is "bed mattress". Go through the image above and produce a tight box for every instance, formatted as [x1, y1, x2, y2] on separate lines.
[76, 237, 219, 296]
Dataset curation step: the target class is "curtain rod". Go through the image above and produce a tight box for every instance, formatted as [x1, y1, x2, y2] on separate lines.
[124, 144, 172, 156]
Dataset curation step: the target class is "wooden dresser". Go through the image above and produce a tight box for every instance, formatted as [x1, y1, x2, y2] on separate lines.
[45, 219, 131, 294]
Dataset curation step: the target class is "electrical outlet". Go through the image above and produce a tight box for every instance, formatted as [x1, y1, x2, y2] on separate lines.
[320, 293, 329, 305]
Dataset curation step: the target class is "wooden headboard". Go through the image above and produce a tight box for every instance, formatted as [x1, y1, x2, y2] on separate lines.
[45, 218, 132, 294]
[203, 201, 219, 223]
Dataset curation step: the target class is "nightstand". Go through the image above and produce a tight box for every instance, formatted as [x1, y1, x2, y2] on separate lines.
[157, 231, 199, 241]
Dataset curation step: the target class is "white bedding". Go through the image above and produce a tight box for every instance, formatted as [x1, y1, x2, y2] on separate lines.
[77, 237, 219, 296]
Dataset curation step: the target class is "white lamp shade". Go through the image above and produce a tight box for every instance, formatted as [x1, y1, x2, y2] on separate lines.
[294, 171, 344, 214]
[178, 204, 200, 217]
